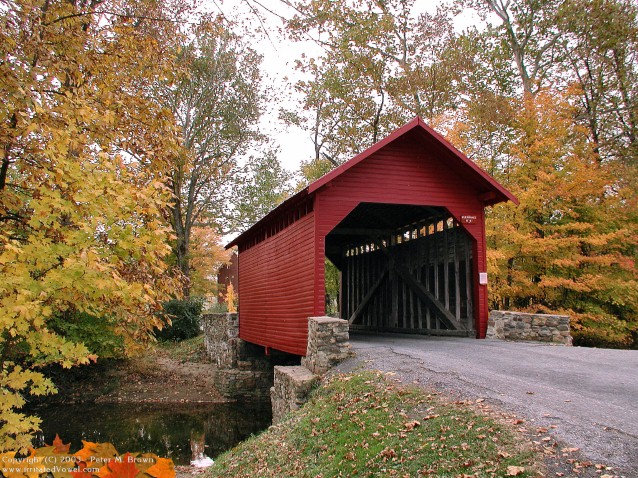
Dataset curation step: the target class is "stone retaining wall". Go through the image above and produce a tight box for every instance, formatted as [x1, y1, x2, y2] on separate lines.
[271, 366, 318, 424]
[201, 313, 274, 401]
[202, 312, 240, 369]
[486, 310, 572, 345]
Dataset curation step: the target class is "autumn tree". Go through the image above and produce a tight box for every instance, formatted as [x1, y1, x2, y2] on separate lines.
[188, 227, 230, 299]
[462, 0, 638, 167]
[486, 91, 638, 347]
[283, 0, 472, 171]
[0, 0, 185, 451]
[165, 20, 264, 295]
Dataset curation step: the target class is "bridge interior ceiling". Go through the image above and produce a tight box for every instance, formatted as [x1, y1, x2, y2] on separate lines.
[326, 203, 475, 335]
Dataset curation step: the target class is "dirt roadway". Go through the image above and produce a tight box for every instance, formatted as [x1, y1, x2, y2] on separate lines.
[336, 333, 638, 478]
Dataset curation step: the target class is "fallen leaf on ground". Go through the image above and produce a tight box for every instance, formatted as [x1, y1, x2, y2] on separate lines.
[506, 465, 525, 476]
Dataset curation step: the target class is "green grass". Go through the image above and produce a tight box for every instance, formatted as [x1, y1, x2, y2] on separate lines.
[155, 334, 207, 362]
[208, 371, 539, 477]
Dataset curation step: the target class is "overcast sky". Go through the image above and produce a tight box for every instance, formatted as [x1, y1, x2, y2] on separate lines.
[205, 0, 486, 172]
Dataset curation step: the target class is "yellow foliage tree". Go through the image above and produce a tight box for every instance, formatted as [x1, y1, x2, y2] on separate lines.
[485, 91, 638, 347]
[0, 0, 186, 450]
[225, 283, 237, 314]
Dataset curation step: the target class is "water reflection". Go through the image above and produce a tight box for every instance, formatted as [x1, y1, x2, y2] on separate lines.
[190, 430, 214, 467]
[31, 401, 271, 465]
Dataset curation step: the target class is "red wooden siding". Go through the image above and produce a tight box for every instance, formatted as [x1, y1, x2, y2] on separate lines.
[314, 133, 489, 336]
[238, 211, 316, 355]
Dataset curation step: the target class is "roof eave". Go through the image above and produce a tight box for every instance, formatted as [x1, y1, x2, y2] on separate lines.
[225, 188, 311, 249]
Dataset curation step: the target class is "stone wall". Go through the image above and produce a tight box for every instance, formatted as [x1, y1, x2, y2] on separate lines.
[271, 316, 353, 423]
[201, 312, 240, 369]
[204, 314, 353, 419]
[486, 310, 572, 345]
[301, 316, 353, 375]
[201, 313, 274, 401]
[271, 366, 318, 424]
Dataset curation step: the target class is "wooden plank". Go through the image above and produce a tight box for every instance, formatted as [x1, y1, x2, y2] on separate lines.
[355, 249, 360, 323]
[409, 234, 416, 329]
[465, 236, 473, 329]
[417, 265, 423, 329]
[350, 254, 354, 319]
[371, 237, 464, 331]
[402, 278, 407, 328]
[391, 267, 398, 327]
[382, 327, 473, 337]
[425, 245, 431, 329]
[410, 284, 415, 329]
[443, 219, 450, 311]
[349, 269, 388, 324]
[372, 252, 379, 328]
[340, 252, 346, 320]
[366, 246, 372, 326]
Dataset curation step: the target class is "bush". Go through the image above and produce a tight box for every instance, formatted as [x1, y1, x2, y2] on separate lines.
[156, 297, 204, 341]
[49, 311, 126, 359]
[571, 312, 636, 349]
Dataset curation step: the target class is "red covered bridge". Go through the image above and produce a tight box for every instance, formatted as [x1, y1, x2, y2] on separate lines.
[227, 117, 517, 356]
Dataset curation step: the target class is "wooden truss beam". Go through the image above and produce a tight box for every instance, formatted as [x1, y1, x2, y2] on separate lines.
[370, 237, 465, 331]
[348, 269, 388, 324]
[330, 227, 396, 236]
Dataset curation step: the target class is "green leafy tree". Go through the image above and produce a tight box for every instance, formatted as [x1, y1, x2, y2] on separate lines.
[0, 0, 185, 451]
[461, 0, 565, 97]
[556, 0, 638, 166]
[165, 19, 264, 295]
[229, 149, 293, 232]
[284, 0, 471, 169]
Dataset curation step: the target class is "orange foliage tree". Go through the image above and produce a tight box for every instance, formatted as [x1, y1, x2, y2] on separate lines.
[484, 91, 638, 347]
[188, 227, 230, 301]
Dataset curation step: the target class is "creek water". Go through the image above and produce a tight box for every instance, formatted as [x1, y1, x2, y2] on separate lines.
[30, 401, 272, 466]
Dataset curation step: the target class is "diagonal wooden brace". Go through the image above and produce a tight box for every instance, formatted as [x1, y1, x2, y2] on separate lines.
[348, 269, 388, 324]
[370, 236, 465, 331]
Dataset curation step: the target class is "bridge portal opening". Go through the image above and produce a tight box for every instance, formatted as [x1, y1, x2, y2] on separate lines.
[325, 203, 475, 336]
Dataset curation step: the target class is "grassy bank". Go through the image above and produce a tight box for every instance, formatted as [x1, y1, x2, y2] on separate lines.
[208, 371, 539, 477]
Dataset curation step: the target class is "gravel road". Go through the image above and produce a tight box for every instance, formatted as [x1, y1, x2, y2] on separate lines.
[335, 333, 638, 477]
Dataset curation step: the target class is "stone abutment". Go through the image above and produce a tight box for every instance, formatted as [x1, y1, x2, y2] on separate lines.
[202, 314, 353, 424]
[486, 310, 572, 345]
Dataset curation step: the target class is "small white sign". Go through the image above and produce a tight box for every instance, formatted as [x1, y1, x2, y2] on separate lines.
[479, 272, 488, 285]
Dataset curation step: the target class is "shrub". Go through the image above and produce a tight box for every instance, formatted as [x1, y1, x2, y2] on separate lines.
[49, 312, 126, 359]
[571, 312, 636, 349]
[156, 297, 204, 341]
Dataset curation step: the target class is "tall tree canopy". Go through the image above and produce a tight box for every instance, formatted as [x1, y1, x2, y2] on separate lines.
[165, 20, 265, 295]
[0, 0, 185, 450]
[284, 0, 474, 173]
[484, 92, 637, 347]
[276, 0, 638, 346]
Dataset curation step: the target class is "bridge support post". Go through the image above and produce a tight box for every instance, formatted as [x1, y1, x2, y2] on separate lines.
[271, 317, 353, 424]
[202, 313, 274, 401]
[302, 316, 353, 375]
